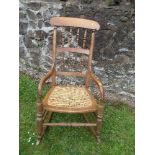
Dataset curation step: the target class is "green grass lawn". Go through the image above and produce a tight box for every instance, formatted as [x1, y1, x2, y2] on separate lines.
[19, 74, 135, 155]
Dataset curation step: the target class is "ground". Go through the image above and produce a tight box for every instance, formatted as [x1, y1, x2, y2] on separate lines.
[19, 74, 134, 155]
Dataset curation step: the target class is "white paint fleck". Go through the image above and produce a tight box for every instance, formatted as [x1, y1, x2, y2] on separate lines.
[118, 48, 129, 52]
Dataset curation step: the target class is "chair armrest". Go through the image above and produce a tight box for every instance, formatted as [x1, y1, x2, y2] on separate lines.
[89, 73, 104, 100]
[38, 67, 55, 98]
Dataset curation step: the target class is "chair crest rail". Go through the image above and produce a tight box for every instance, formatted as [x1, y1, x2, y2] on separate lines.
[51, 17, 100, 30]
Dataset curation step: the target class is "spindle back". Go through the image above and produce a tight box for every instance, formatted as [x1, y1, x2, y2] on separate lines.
[50, 17, 100, 82]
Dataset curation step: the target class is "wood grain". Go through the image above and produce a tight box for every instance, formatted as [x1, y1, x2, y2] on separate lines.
[51, 17, 100, 30]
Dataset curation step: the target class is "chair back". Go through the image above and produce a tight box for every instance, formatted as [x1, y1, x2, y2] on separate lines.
[50, 17, 100, 84]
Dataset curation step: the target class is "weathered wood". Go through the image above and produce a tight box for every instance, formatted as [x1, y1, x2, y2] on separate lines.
[57, 47, 89, 55]
[51, 68, 56, 86]
[38, 67, 55, 97]
[85, 71, 90, 88]
[52, 27, 57, 65]
[76, 28, 80, 47]
[43, 110, 48, 121]
[36, 102, 43, 145]
[88, 30, 95, 71]
[51, 17, 100, 30]
[56, 71, 86, 77]
[80, 29, 87, 69]
[51, 27, 57, 86]
[83, 29, 87, 48]
[96, 104, 104, 143]
[43, 112, 54, 133]
[68, 27, 72, 47]
[43, 122, 96, 127]
[90, 73, 104, 100]
[61, 27, 65, 70]
[61, 27, 65, 47]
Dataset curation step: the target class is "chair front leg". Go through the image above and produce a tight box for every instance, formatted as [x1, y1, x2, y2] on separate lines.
[36, 100, 44, 145]
[96, 103, 104, 144]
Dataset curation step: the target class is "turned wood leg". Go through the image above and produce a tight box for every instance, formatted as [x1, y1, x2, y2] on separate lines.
[36, 102, 43, 145]
[96, 104, 103, 144]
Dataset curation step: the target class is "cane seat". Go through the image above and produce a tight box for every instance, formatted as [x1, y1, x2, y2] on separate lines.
[43, 85, 97, 113]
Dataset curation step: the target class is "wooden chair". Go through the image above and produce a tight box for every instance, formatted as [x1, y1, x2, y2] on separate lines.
[36, 17, 104, 145]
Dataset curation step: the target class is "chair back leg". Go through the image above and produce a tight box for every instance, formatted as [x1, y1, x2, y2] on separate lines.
[36, 102, 44, 145]
[96, 103, 104, 144]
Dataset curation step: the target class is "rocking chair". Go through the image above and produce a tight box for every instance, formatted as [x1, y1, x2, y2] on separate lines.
[36, 17, 104, 145]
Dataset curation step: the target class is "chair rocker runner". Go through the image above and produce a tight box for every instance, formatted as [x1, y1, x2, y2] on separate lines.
[36, 17, 105, 145]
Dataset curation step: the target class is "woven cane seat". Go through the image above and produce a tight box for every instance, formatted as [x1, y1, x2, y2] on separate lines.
[43, 85, 97, 113]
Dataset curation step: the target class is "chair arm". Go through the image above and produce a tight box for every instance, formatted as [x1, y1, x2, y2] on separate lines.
[89, 73, 104, 100]
[38, 68, 55, 98]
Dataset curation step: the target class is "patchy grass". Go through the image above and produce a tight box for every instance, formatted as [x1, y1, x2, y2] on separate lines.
[19, 74, 135, 155]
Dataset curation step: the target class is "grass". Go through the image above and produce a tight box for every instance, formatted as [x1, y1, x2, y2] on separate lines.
[19, 74, 135, 155]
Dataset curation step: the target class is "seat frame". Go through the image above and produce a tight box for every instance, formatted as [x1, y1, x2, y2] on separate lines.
[36, 17, 104, 145]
